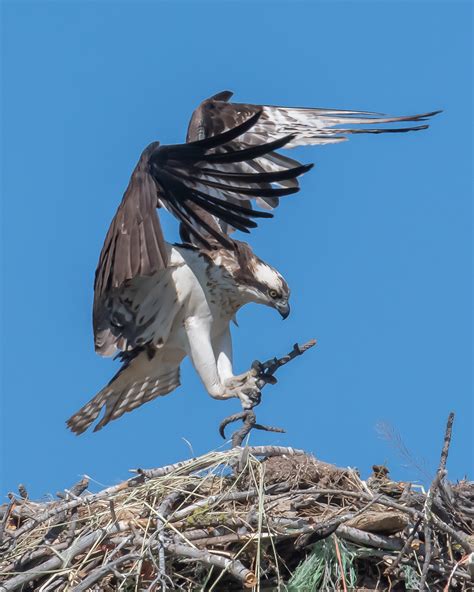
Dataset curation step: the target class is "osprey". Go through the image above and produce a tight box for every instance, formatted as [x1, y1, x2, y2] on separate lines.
[67, 91, 439, 434]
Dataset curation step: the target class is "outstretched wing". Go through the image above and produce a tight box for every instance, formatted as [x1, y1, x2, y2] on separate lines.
[187, 90, 441, 148]
[185, 91, 439, 215]
[93, 112, 311, 354]
[148, 110, 313, 247]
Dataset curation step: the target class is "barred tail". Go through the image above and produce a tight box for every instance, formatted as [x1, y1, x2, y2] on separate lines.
[67, 348, 183, 435]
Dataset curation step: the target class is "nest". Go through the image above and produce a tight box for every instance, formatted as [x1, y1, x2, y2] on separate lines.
[0, 440, 473, 591]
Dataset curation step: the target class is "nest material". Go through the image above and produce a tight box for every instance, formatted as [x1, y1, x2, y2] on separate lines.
[0, 446, 472, 591]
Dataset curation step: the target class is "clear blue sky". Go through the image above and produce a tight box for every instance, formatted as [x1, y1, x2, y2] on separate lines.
[1, 1, 472, 499]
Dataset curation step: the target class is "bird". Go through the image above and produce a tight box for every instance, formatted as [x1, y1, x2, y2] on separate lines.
[66, 91, 439, 434]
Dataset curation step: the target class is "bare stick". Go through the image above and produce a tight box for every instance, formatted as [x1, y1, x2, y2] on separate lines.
[219, 339, 316, 446]
[439, 412, 455, 472]
[167, 542, 256, 588]
[155, 491, 182, 592]
[254, 339, 317, 389]
[385, 516, 423, 575]
[71, 553, 141, 592]
[0, 500, 14, 546]
[220, 410, 285, 447]
[0, 522, 127, 592]
[420, 412, 456, 590]
[336, 525, 403, 551]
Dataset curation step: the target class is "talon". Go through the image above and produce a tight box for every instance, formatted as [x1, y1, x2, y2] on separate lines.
[240, 387, 261, 409]
[244, 387, 261, 404]
[251, 360, 264, 373]
[263, 357, 279, 371]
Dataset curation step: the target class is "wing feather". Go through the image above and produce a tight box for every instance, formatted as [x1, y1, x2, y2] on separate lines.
[93, 145, 168, 355]
[187, 93, 440, 149]
[180, 91, 439, 232]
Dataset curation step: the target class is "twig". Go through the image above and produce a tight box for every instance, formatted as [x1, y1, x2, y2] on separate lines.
[134, 446, 305, 479]
[385, 516, 423, 575]
[170, 489, 260, 522]
[420, 412, 456, 590]
[167, 542, 256, 588]
[430, 513, 472, 553]
[293, 487, 419, 517]
[0, 500, 14, 546]
[254, 339, 317, 388]
[71, 553, 141, 592]
[219, 410, 285, 447]
[443, 555, 470, 592]
[336, 525, 403, 551]
[155, 492, 182, 592]
[439, 412, 455, 472]
[219, 339, 316, 446]
[334, 535, 348, 592]
[420, 521, 433, 590]
[0, 522, 127, 592]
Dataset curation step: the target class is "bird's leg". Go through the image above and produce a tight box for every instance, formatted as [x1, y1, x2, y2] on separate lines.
[185, 322, 264, 407]
[185, 319, 236, 401]
[213, 327, 262, 409]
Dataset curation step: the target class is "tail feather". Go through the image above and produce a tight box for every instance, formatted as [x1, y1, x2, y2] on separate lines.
[67, 348, 183, 435]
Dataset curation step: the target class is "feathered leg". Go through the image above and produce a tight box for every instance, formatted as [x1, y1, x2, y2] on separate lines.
[185, 321, 260, 408]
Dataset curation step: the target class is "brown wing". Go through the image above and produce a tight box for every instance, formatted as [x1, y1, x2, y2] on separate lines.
[185, 90, 440, 220]
[147, 111, 312, 248]
[187, 90, 441, 147]
[93, 116, 312, 355]
[93, 143, 168, 355]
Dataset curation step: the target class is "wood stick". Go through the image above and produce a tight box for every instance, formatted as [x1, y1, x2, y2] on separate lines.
[420, 412, 456, 590]
[0, 500, 14, 546]
[0, 522, 128, 592]
[336, 525, 403, 551]
[71, 553, 141, 592]
[167, 542, 256, 588]
[219, 339, 317, 446]
[385, 516, 423, 575]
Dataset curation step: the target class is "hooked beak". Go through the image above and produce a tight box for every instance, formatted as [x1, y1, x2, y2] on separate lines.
[275, 300, 290, 320]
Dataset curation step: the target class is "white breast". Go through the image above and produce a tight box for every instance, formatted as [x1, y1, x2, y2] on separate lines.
[161, 244, 242, 345]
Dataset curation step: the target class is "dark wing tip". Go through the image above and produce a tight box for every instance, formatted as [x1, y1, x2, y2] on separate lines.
[209, 90, 234, 102]
[424, 109, 443, 118]
[281, 187, 300, 196]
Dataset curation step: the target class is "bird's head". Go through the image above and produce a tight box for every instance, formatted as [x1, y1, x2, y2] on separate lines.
[249, 260, 291, 319]
[231, 246, 290, 318]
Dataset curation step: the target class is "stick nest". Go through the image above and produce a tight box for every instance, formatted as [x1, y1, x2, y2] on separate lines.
[0, 446, 472, 591]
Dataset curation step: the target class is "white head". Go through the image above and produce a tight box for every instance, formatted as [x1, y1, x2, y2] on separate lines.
[234, 251, 291, 319]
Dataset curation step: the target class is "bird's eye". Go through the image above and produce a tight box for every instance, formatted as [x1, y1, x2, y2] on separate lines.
[269, 289, 279, 299]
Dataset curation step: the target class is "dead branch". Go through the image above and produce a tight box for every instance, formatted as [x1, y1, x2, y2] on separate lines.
[219, 339, 317, 446]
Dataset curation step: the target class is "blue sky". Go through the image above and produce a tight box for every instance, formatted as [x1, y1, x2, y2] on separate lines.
[1, 1, 472, 498]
